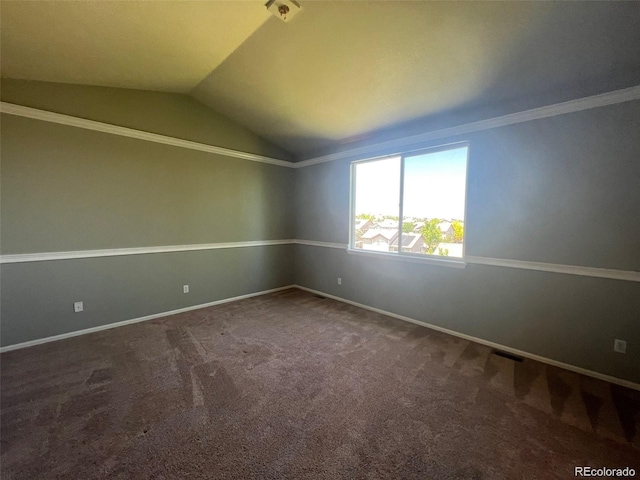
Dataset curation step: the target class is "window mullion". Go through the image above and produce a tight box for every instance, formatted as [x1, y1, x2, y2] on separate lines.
[398, 155, 405, 255]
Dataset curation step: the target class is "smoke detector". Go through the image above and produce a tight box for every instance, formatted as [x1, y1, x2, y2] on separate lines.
[266, 0, 301, 23]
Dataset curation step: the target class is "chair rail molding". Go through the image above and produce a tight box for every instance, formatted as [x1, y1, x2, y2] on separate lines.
[3, 240, 638, 282]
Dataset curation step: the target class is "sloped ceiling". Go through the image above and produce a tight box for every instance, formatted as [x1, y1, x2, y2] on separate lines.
[2, 1, 639, 159]
[191, 1, 640, 157]
[0, 1, 271, 92]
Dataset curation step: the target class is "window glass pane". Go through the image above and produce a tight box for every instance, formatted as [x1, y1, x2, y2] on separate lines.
[402, 147, 467, 257]
[353, 156, 400, 252]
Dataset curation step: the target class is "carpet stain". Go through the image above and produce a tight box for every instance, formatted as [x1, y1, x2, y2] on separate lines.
[59, 386, 109, 419]
[86, 368, 112, 385]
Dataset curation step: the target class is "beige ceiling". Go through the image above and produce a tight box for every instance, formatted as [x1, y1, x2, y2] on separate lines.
[0, 1, 270, 92]
[194, 2, 541, 152]
[2, 1, 640, 158]
[192, 1, 640, 157]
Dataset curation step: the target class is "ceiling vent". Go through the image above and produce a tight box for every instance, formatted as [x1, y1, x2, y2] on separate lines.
[266, 0, 301, 23]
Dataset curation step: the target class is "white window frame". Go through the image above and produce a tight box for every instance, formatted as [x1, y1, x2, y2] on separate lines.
[348, 142, 469, 268]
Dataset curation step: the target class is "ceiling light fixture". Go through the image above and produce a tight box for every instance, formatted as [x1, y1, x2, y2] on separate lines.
[266, 0, 301, 23]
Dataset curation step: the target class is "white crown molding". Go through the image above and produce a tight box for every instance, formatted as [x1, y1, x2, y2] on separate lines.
[2, 239, 638, 282]
[0, 102, 296, 168]
[0, 285, 295, 353]
[294, 85, 640, 168]
[0, 239, 295, 263]
[294, 285, 640, 391]
[3, 86, 638, 171]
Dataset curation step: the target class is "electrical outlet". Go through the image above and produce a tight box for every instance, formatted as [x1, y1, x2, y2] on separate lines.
[183, 285, 189, 294]
[337, 277, 342, 286]
[74, 301, 83, 313]
[613, 339, 627, 354]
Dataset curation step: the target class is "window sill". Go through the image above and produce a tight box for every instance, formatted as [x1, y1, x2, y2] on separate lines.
[346, 248, 467, 269]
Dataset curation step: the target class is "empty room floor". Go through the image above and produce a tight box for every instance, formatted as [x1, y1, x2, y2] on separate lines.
[1, 288, 638, 479]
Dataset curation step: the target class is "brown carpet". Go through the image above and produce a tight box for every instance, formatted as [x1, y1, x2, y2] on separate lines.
[1, 288, 638, 479]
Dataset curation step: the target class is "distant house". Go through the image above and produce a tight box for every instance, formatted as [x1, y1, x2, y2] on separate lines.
[361, 228, 398, 251]
[437, 221, 454, 240]
[374, 219, 399, 230]
[389, 233, 425, 253]
[354, 218, 374, 234]
[413, 222, 425, 233]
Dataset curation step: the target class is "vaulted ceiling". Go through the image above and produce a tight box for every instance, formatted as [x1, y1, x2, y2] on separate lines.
[2, 1, 639, 159]
[0, 1, 271, 92]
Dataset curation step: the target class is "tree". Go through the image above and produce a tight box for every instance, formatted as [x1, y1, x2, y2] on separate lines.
[402, 222, 414, 233]
[421, 219, 442, 252]
[452, 220, 464, 243]
[356, 213, 375, 220]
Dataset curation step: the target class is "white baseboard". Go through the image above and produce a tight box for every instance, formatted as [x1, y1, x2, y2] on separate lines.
[0, 285, 295, 353]
[293, 285, 640, 391]
[2, 283, 637, 391]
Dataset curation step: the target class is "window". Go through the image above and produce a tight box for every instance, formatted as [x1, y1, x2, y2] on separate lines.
[350, 143, 468, 264]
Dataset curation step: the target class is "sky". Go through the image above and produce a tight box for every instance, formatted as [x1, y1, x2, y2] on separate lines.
[354, 146, 467, 220]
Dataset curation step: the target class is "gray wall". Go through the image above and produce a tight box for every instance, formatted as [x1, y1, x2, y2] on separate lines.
[1, 246, 293, 346]
[1, 116, 293, 254]
[1, 83, 295, 346]
[293, 101, 640, 383]
[2, 79, 639, 384]
[1, 79, 292, 161]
